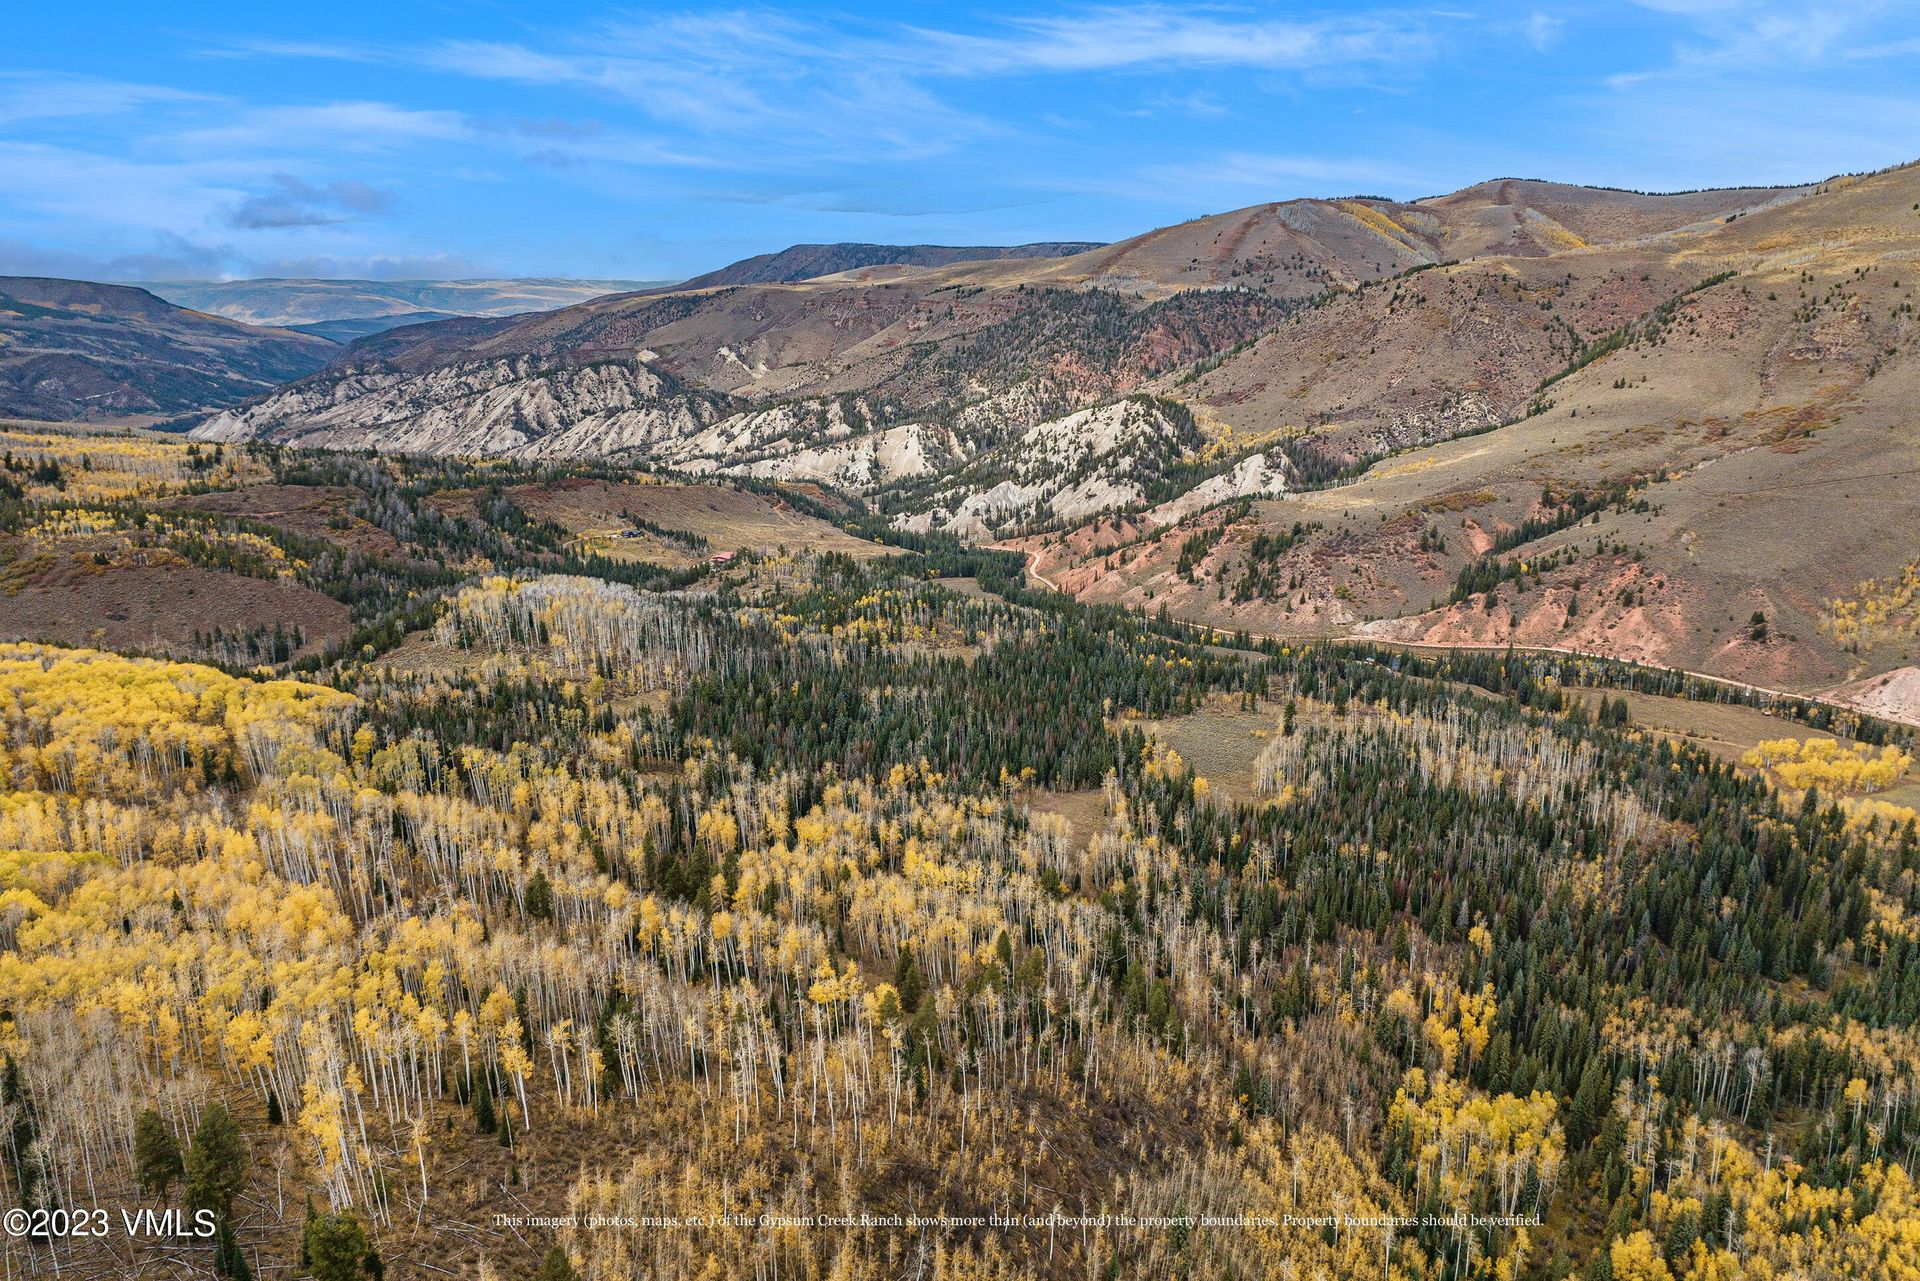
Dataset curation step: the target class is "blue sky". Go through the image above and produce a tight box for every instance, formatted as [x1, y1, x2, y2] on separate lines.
[3, 2, 1918, 282]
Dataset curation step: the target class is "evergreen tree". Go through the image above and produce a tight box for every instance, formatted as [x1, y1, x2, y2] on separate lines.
[214, 1216, 252, 1281]
[1, 1056, 39, 1211]
[1568, 1058, 1611, 1150]
[185, 1104, 247, 1220]
[893, 945, 926, 1013]
[525, 869, 555, 921]
[302, 1210, 380, 1281]
[133, 1109, 183, 1197]
[537, 1244, 581, 1281]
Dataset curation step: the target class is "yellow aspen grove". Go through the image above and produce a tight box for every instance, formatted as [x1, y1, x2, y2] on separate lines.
[3, 425, 1919, 1279]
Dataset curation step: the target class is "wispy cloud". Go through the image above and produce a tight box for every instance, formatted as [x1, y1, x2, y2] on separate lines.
[0, 73, 211, 125]
[0, 232, 230, 281]
[420, 16, 995, 161]
[228, 174, 396, 229]
[0, 230, 491, 284]
[212, 6, 1438, 163]
[1523, 12, 1564, 52]
[914, 7, 1432, 74]
[1615, 0, 1903, 82]
[167, 101, 469, 154]
[1592, 1, 1920, 185]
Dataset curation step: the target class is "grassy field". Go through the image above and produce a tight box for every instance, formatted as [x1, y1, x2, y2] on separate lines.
[1026, 786, 1109, 853]
[511, 477, 887, 560]
[1128, 693, 1280, 804]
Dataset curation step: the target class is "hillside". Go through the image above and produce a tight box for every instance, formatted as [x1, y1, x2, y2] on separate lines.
[667, 239, 1106, 290]
[0, 423, 866, 666]
[933, 178, 1806, 298]
[287, 310, 460, 343]
[1017, 163, 1920, 708]
[0, 277, 337, 421]
[190, 177, 1816, 458]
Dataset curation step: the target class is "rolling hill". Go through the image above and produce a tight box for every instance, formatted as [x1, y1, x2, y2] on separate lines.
[922, 178, 1807, 297]
[192, 177, 1818, 461]
[286, 311, 461, 343]
[1016, 165, 1920, 709]
[0, 277, 337, 421]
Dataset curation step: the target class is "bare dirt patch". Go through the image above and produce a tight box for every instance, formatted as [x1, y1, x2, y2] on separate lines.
[1824, 666, 1920, 729]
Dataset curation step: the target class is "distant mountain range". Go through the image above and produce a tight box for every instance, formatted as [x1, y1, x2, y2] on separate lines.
[0, 243, 1116, 422]
[284, 312, 462, 344]
[194, 177, 1811, 463]
[108, 247, 1108, 366]
[136, 277, 673, 329]
[15, 173, 1920, 705]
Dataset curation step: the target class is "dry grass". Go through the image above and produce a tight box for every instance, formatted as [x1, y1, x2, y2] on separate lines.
[510, 478, 887, 560]
[166, 484, 401, 556]
[1127, 693, 1281, 804]
[0, 547, 350, 658]
[1026, 787, 1109, 854]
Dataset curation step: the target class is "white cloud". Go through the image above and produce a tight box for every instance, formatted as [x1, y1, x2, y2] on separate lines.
[0, 142, 254, 232]
[1587, 2, 1919, 185]
[227, 174, 397, 229]
[420, 17, 994, 161]
[1623, 0, 1903, 69]
[166, 102, 470, 154]
[0, 73, 211, 125]
[0, 233, 229, 281]
[1524, 12, 1564, 52]
[916, 7, 1431, 75]
[212, 6, 1437, 164]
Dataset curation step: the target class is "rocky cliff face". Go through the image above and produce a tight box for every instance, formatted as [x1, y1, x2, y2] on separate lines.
[195, 357, 729, 457]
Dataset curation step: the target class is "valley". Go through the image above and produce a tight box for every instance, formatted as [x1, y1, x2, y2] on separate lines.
[2, 422, 1917, 1279]
[4, 157, 1920, 1281]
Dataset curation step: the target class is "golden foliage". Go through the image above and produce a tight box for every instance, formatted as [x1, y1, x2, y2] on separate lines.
[1826, 557, 1920, 648]
[1741, 735, 1912, 794]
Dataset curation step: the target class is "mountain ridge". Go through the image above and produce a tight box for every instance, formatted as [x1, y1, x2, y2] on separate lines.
[661, 240, 1108, 292]
[0, 277, 337, 421]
